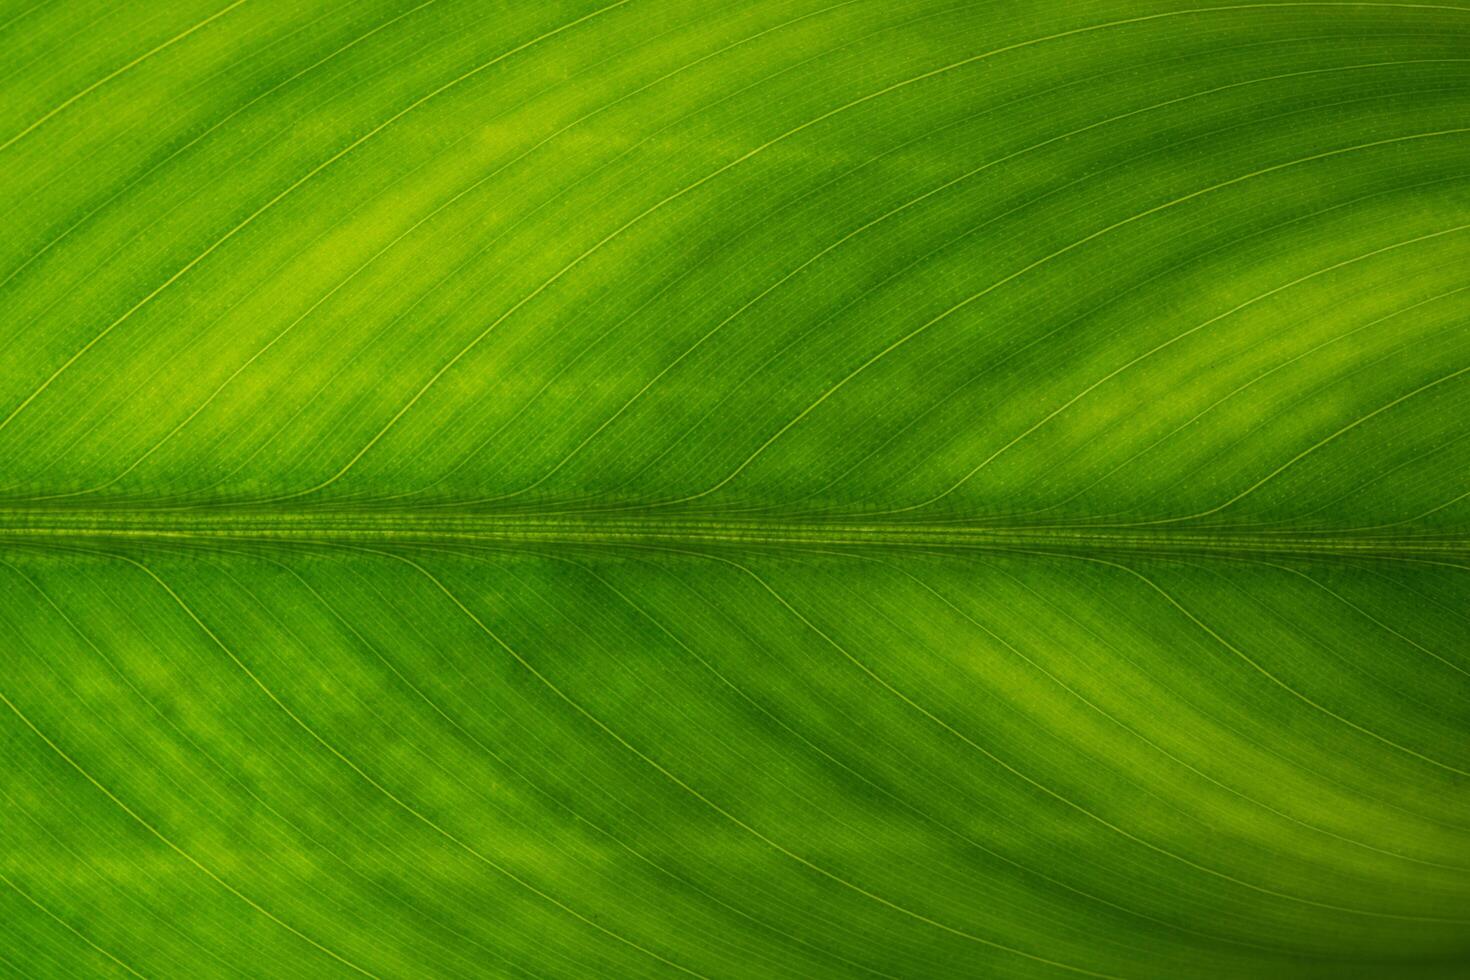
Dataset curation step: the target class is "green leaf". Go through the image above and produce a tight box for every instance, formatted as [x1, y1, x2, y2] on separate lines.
[1, 2, 1466, 977]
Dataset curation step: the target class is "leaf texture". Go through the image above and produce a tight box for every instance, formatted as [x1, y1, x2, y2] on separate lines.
[0, 1, 1467, 977]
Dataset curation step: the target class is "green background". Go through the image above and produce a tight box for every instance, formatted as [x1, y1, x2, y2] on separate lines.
[1, 1, 1467, 976]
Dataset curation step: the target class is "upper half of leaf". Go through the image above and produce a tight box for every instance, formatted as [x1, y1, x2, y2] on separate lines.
[0, 0, 1466, 534]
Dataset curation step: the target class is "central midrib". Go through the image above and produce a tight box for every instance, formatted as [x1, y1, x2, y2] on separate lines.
[0, 507, 1463, 558]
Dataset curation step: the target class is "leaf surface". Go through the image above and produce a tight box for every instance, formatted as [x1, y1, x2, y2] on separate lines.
[1, 1, 1467, 977]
